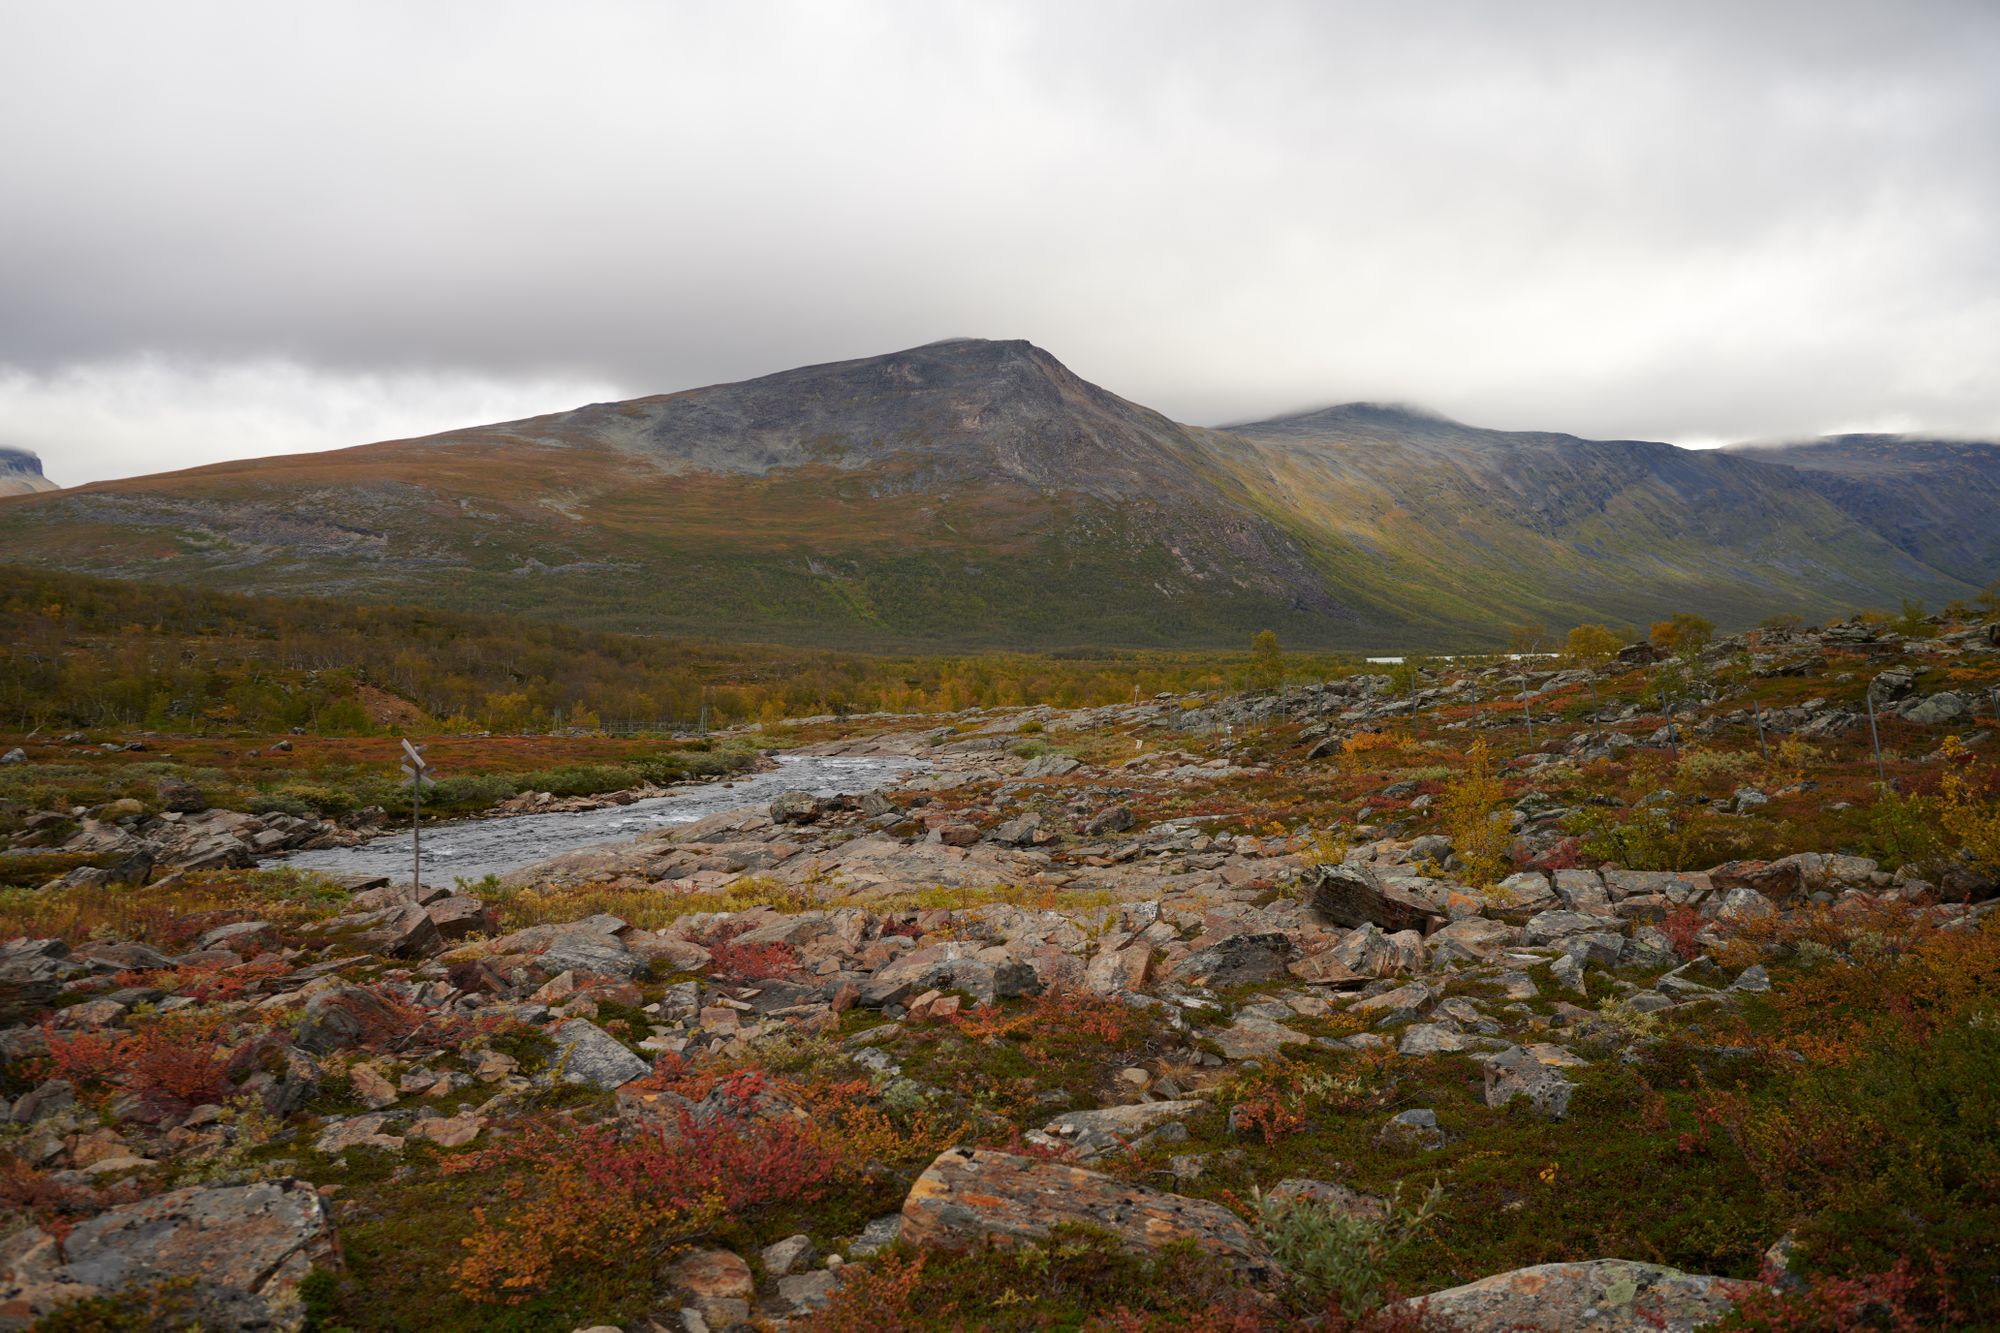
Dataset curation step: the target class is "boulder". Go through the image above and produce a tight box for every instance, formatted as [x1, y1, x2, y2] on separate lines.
[667, 1248, 754, 1328]
[552, 1018, 651, 1090]
[1266, 1178, 1387, 1222]
[424, 895, 493, 941]
[324, 901, 441, 958]
[1386, 1258, 1761, 1331]
[900, 1148, 1277, 1282]
[1483, 1045, 1577, 1120]
[1304, 864, 1444, 935]
[1085, 804, 1136, 836]
[1288, 947, 1365, 986]
[536, 928, 646, 980]
[1329, 923, 1425, 978]
[1167, 932, 1294, 988]
[989, 812, 1044, 846]
[770, 790, 823, 825]
[1899, 691, 1968, 726]
[295, 987, 406, 1054]
[0, 1180, 339, 1328]
[1426, 917, 1518, 963]
[1021, 753, 1081, 779]
[1523, 910, 1616, 946]
[1084, 943, 1153, 995]
[156, 776, 209, 814]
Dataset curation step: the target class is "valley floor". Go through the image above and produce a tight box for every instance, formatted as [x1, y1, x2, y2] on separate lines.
[2, 613, 1998, 1331]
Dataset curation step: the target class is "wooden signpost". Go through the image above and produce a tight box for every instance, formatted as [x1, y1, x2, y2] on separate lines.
[400, 739, 434, 896]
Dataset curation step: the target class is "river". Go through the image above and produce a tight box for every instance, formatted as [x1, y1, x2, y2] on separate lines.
[274, 751, 923, 886]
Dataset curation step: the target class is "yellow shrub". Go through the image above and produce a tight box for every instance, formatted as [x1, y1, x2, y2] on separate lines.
[1439, 739, 1511, 887]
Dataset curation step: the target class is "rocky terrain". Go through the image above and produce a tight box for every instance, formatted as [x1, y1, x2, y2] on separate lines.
[2, 611, 1997, 1329]
[1, 340, 1991, 649]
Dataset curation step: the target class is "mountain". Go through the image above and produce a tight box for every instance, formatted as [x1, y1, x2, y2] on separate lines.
[1212, 405, 1982, 634]
[0, 447, 57, 497]
[1722, 435, 2000, 592]
[0, 340, 1987, 649]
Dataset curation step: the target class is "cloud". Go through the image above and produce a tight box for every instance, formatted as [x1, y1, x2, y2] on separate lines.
[0, 358, 621, 486]
[2, 0, 1997, 483]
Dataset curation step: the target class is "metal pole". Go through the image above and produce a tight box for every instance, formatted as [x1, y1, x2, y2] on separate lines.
[1865, 686, 1886, 786]
[412, 775, 421, 898]
[1520, 675, 1532, 743]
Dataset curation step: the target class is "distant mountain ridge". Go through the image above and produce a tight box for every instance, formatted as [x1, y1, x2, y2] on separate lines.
[0, 447, 56, 497]
[0, 340, 1989, 650]
[1722, 434, 2000, 589]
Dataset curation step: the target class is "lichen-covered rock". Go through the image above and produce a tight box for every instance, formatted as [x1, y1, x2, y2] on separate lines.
[1483, 1045, 1577, 1120]
[1387, 1258, 1761, 1331]
[900, 1148, 1277, 1282]
[552, 1018, 650, 1089]
[1166, 932, 1294, 988]
[1304, 864, 1445, 935]
[0, 1180, 339, 1329]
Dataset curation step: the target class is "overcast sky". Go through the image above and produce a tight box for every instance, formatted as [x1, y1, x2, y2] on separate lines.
[3, 1, 1997, 485]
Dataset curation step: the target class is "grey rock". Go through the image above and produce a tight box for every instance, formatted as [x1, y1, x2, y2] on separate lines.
[1021, 754, 1081, 779]
[769, 790, 823, 824]
[847, 1212, 903, 1258]
[538, 929, 646, 980]
[1167, 932, 1294, 988]
[0, 1180, 339, 1326]
[761, 1234, 817, 1278]
[1379, 1107, 1444, 1150]
[1483, 1045, 1577, 1119]
[1386, 1258, 1759, 1332]
[776, 1269, 840, 1310]
[1085, 804, 1136, 836]
[553, 1018, 650, 1090]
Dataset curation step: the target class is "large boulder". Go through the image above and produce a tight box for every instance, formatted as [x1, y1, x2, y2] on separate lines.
[1386, 1259, 1761, 1331]
[156, 776, 209, 814]
[1167, 932, 1294, 988]
[0, 1180, 339, 1329]
[1304, 865, 1444, 935]
[295, 986, 408, 1054]
[900, 1148, 1277, 1283]
[769, 790, 823, 825]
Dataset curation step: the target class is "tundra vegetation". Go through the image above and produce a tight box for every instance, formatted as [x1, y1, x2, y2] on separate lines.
[1, 582, 1997, 1331]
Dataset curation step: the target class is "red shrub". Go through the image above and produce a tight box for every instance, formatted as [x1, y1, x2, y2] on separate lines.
[1662, 903, 1706, 961]
[703, 921, 802, 981]
[38, 1012, 244, 1116]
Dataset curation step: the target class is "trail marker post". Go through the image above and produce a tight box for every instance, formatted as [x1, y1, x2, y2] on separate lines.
[399, 739, 434, 898]
[1752, 697, 1769, 765]
[1864, 686, 1886, 787]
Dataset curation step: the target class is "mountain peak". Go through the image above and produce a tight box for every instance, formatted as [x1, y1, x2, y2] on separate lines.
[0, 446, 57, 496]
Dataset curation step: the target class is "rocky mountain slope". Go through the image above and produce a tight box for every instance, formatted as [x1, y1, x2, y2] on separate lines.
[0, 448, 56, 498]
[0, 341, 1988, 649]
[1724, 433, 2000, 588]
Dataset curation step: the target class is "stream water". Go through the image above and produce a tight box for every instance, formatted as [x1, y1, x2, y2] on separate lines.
[273, 752, 923, 886]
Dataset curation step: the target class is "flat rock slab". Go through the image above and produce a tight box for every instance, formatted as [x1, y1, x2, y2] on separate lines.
[0, 1180, 338, 1328]
[1389, 1259, 1761, 1332]
[553, 1018, 651, 1089]
[901, 1147, 1277, 1284]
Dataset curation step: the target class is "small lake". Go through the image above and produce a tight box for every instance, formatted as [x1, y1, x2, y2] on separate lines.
[274, 752, 922, 886]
